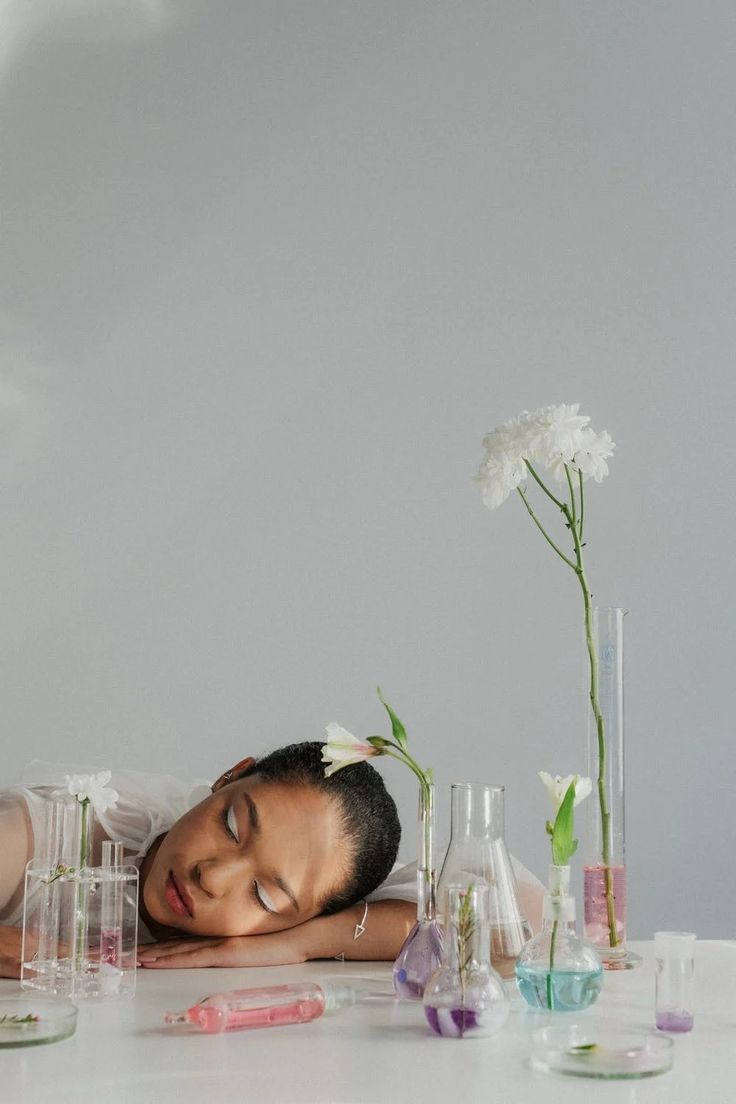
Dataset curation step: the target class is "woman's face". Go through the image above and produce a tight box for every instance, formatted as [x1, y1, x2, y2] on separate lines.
[141, 774, 347, 937]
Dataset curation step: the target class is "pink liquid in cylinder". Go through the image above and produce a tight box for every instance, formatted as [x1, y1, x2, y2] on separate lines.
[583, 864, 626, 947]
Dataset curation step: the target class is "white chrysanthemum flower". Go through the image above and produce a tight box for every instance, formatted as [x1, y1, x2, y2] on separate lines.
[478, 404, 614, 501]
[538, 771, 592, 813]
[526, 403, 590, 468]
[573, 428, 616, 483]
[65, 771, 119, 812]
[476, 448, 528, 509]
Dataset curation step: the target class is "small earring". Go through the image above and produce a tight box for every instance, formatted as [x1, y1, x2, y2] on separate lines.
[223, 770, 234, 782]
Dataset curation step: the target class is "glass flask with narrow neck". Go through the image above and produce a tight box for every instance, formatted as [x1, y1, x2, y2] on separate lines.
[437, 782, 531, 979]
[392, 783, 443, 1000]
[423, 882, 509, 1038]
[515, 864, 603, 1012]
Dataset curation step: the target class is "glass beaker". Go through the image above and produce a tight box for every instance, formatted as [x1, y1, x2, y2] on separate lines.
[437, 782, 531, 979]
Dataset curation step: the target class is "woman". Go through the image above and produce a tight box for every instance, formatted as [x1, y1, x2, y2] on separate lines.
[0, 742, 543, 977]
[0, 742, 417, 978]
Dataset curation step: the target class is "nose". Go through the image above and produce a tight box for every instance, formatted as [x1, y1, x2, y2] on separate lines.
[194, 853, 251, 899]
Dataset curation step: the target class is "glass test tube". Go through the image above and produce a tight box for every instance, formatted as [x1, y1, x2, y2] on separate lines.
[99, 841, 124, 970]
[654, 930, 695, 1032]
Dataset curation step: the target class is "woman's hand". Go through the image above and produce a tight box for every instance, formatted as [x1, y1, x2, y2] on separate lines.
[137, 929, 307, 969]
[0, 924, 27, 979]
[137, 899, 415, 970]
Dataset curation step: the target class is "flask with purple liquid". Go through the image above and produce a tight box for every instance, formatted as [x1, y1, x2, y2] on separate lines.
[423, 883, 508, 1038]
[392, 783, 443, 999]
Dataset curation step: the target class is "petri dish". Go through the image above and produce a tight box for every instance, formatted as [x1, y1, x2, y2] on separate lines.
[530, 1024, 673, 1079]
[0, 997, 78, 1048]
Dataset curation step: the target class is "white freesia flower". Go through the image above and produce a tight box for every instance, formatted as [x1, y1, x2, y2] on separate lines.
[538, 771, 592, 813]
[65, 771, 119, 812]
[322, 724, 379, 777]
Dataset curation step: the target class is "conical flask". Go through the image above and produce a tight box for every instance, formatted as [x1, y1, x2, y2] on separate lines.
[437, 783, 531, 979]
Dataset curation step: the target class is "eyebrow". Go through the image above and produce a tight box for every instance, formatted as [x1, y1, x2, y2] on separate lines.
[242, 792, 301, 914]
[242, 792, 261, 836]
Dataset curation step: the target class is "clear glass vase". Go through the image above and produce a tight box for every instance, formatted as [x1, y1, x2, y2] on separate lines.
[583, 607, 641, 970]
[21, 796, 139, 999]
[392, 783, 443, 1000]
[423, 882, 509, 1038]
[515, 864, 603, 1012]
[437, 783, 531, 979]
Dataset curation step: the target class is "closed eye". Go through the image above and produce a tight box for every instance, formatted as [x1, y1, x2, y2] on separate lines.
[253, 880, 278, 914]
[223, 804, 239, 843]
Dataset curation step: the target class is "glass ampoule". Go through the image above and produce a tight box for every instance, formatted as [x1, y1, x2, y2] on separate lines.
[165, 982, 364, 1033]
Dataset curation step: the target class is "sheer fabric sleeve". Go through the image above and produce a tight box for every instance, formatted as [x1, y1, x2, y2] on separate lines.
[366, 854, 544, 932]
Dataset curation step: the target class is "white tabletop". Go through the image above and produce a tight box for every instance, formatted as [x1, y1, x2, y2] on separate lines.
[0, 941, 733, 1104]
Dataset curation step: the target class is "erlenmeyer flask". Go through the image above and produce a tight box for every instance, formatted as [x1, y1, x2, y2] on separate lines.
[437, 783, 531, 979]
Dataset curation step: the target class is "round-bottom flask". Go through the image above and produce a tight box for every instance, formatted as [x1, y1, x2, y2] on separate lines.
[423, 883, 509, 1038]
[515, 865, 603, 1012]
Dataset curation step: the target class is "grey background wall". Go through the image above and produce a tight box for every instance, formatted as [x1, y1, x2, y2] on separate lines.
[1, 2, 733, 937]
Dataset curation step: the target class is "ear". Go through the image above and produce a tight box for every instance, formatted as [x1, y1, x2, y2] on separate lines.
[211, 756, 256, 792]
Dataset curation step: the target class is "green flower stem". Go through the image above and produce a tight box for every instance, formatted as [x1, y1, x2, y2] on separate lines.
[525, 460, 567, 511]
[565, 464, 578, 532]
[578, 470, 585, 541]
[547, 916, 559, 1010]
[516, 487, 577, 570]
[75, 799, 91, 974]
[517, 462, 619, 950]
[562, 475, 618, 950]
[383, 746, 435, 918]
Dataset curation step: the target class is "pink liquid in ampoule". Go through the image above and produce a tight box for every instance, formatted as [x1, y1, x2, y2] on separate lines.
[192, 997, 325, 1033]
[164, 983, 361, 1033]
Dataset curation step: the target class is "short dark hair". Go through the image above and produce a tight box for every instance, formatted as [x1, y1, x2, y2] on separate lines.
[242, 741, 401, 914]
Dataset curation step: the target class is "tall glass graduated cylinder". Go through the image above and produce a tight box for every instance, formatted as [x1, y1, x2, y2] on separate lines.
[583, 607, 640, 969]
[437, 783, 531, 979]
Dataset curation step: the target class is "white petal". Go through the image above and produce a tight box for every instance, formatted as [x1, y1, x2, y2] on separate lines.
[324, 722, 362, 749]
[572, 776, 593, 806]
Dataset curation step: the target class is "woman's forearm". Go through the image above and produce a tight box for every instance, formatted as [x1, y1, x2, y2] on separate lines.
[296, 899, 416, 962]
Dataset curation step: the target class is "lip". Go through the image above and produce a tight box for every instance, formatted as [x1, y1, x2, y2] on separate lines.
[166, 871, 195, 919]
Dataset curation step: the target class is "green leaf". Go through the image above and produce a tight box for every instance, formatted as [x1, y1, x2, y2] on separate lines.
[551, 781, 578, 866]
[377, 687, 409, 751]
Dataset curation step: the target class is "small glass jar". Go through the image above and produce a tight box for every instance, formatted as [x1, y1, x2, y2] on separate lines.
[654, 931, 695, 1032]
[423, 883, 509, 1038]
[515, 865, 603, 1012]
